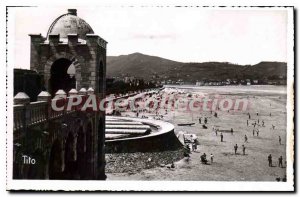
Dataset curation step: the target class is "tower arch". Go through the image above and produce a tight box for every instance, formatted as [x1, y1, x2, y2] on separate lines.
[28, 8, 107, 180]
[43, 53, 82, 93]
[48, 58, 76, 96]
[64, 132, 77, 179]
[48, 139, 64, 179]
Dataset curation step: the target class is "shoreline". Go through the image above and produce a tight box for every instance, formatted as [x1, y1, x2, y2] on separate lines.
[106, 86, 287, 181]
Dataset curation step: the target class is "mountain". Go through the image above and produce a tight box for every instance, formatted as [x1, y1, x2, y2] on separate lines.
[107, 53, 287, 82]
[107, 53, 181, 77]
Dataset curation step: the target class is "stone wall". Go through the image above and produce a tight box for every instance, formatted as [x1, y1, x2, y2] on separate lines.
[13, 89, 105, 180]
[105, 117, 183, 153]
[29, 34, 107, 93]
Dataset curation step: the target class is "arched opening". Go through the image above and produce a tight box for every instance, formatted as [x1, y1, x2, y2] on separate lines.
[49, 140, 63, 179]
[49, 58, 76, 97]
[97, 116, 106, 180]
[27, 149, 46, 179]
[13, 148, 22, 179]
[63, 132, 78, 179]
[76, 126, 86, 179]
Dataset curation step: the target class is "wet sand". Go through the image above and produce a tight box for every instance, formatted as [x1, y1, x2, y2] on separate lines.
[107, 85, 287, 181]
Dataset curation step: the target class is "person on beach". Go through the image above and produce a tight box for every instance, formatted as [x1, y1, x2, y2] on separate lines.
[257, 112, 259, 116]
[220, 133, 224, 142]
[247, 120, 249, 126]
[268, 154, 273, 167]
[258, 119, 260, 124]
[242, 145, 246, 155]
[192, 138, 197, 152]
[256, 129, 259, 137]
[204, 117, 208, 124]
[215, 129, 218, 136]
[248, 113, 251, 119]
[278, 156, 283, 168]
[234, 144, 238, 154]
[279, 136, 282, 145]
[200, 153, 208, 164]
[253, 129, 255, 136]
[192, 142, 197, 152]
[262, 120, 265, 127]
[171, 162, 175, 168]
[199, 117, 201, 124]
[190, 135, 195, 151]
[270, 112, 272, 117]
[244, 135, 248, 142]
[231, 128, 233, 135]
[272, 125, 275, 130]
[214, 112, 218, 117]
[210, 153, 214, 164]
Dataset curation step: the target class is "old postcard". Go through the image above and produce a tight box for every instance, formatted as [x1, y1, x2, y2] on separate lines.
[5, 4, 294, 191]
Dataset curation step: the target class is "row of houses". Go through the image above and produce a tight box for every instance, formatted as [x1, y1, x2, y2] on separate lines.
[195, 78, 286, 86]
[110, 75, 286, 87]
[195, 79, 256, 86]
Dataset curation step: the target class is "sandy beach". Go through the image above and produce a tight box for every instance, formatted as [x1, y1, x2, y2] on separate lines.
[107, 85, 287, 181]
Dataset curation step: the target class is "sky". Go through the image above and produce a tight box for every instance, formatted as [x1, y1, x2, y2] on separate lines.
[9, 6, 288, 69]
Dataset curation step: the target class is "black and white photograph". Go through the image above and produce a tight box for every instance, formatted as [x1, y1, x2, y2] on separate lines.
[4, 3, 294, 192]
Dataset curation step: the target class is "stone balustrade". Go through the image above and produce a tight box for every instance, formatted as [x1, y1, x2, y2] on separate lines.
[13, 88, 94, 131]
[13, 88, 159, 131]
[27, 101, 48, 126]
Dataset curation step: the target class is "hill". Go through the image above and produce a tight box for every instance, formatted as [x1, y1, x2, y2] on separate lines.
[107, 53, 287, 82]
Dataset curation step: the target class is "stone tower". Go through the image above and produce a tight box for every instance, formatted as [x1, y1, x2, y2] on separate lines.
[30, 9, 106, 96]
[28, 9, 107, 179]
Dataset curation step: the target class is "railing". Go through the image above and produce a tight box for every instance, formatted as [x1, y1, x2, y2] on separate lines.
[13, 105, 25, 131]
[27, 101, 48, 126]
[13, 98, 77, 131]
[13, 88, 160, 132]
[48, 98, 66, 119]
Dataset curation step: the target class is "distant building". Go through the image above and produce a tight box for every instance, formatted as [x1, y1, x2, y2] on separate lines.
[267, 79, 286, 85]
[225, 79, 231, 85]
[245, 79, 251, 85]
[196, 81, 205, 86]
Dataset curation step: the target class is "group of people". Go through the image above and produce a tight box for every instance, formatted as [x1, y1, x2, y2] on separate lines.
[199, 117, 208, 124]
[248, 112, 285, 168]
[268, 154, 285, 168]
[201, 110, 282, 165]
[212, 126, 219, 136]
[253, 128, 260, 136]
[234, 144, 246, 155]
[200, 153, 214, 165]
[183, 134, 199, 153]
